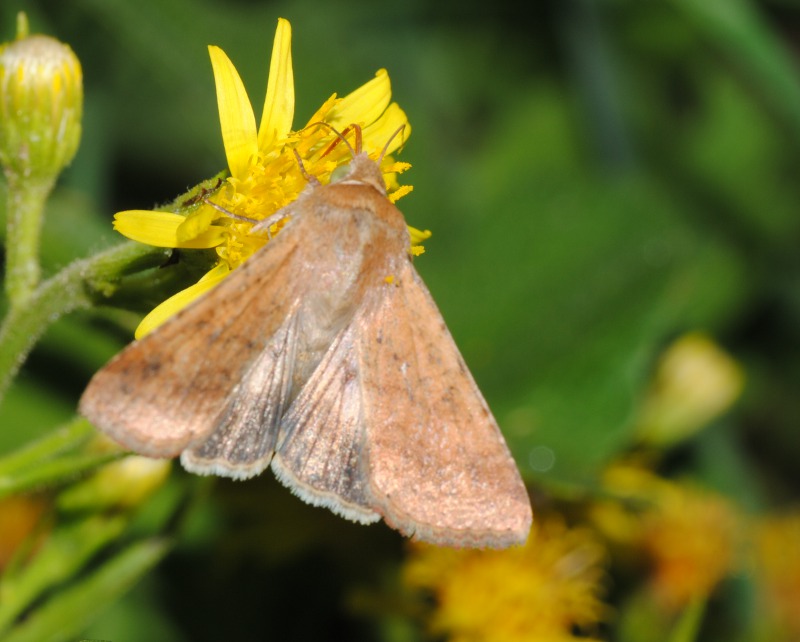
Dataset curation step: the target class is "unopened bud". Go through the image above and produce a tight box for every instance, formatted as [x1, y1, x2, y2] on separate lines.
[0, 22, 82, 182]
[636, 332, 744, 446]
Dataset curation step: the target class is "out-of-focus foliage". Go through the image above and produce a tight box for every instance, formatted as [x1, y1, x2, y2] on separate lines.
[1, 0, 800, 641]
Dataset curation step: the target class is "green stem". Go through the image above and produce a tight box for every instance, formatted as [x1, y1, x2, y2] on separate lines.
[0, 417, 94, 477]
[0, 417, 123, 501]
[0, 241, 170, 403]
[3, 173, 55, 309]
[668, 596, 707, 642]
[0, 537, 170, 642]
[0, 515, 130, 634]
[0, 448, 123, 500]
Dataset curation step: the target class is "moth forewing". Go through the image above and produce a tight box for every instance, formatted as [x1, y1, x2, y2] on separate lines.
[357, 261, 532, 548]
[78, 222, 306, 459]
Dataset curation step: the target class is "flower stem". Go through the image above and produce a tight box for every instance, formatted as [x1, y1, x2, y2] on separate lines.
[0, 448, 122, 501]
[0, 241, 170, 403]
[3, 173, 55, 309]
[0, 417, 94, 478]
[0, 417, 125, 501]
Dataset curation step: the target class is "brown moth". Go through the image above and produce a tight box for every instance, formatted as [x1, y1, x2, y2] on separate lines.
[80, 129, 532, 548]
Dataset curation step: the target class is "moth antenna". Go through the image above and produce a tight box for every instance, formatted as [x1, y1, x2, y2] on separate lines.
[321, 125, 353, 158]
[378, 124, 407, 164]
[303, 121, 360, 158]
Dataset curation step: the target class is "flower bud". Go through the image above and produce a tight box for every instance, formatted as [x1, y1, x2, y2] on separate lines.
[636, 332, 744, 446]
[0, 22, 82, 182]
[58, 455, 172, 512]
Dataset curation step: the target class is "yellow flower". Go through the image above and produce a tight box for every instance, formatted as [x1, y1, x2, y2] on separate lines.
[404, 516, 609, 642]
[0, 495, 47, 570]
[642, 484, 739, 611]
[754, 510, 800, 640]
[114, 18, 425, 338]
[591, 463, 739, 612]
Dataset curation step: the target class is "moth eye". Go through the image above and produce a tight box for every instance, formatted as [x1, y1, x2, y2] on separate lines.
[330, 164, 351, 183]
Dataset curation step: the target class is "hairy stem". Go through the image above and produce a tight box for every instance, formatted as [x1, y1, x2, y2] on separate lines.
[0, 241, 170, 403]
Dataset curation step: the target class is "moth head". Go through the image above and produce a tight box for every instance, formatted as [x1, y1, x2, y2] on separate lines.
[330, 153, 387, 195]
[317, 123, 408, 196]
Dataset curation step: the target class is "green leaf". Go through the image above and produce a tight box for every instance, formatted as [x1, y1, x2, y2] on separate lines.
[0, 538, 170, 642]
[0, 419, 125, 500]
[0, 449, 123, 500]
[0, 418, 93, 473]
[671, 0, 800, 144]
[0, 515, 128, 633]
[668, 597, 707, 642]
[425, 86, 748, 484]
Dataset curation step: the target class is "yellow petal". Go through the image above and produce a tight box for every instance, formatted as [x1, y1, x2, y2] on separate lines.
[176, 204, 226, 244]
[135, 263, 230, 339]
[209, 45, 258, 180]
[389, 184, 414, 204]
[303, 93, 338, 127]
[325, 69, 391, 131]
[408, 225, 432, 245]
[385, 161, 412, 174]
[114, 211, 226, 248]
[363, 102, 411, 155]
[258, 18, 294, 151]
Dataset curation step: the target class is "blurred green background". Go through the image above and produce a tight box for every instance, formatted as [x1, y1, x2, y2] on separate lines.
[1, 0, 800, 640]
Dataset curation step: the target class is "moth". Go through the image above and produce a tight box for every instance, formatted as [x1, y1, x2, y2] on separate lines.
[80, 128, 532, 548]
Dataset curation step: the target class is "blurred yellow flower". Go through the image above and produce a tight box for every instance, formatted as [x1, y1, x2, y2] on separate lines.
[754, 510, 800, 640]
[642, 484, 739, 611]
[0, 495, 47, 569]
[592, 463, 739, 612]
[404, 516, 609, 642]
[589, 462, 667, 554]
[114, 18, 424, 338]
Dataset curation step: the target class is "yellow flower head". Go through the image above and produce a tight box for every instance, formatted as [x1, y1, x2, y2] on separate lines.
[642, 484, 739, 611]
[114, 19, 426, 338]
[592, 463, 739, 612]
[404, 516, 609, 642]
[754, 510, 800, 640]
[0, 495, 47, 570]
